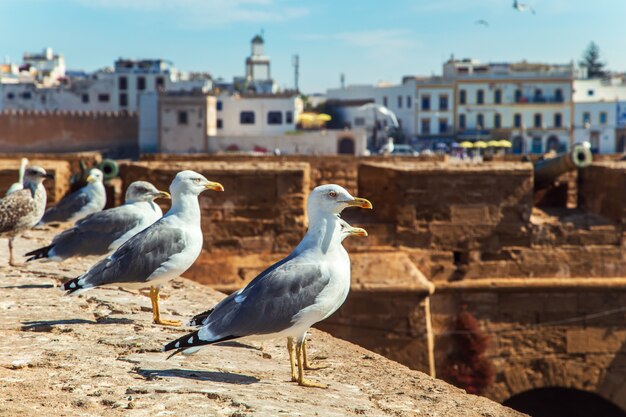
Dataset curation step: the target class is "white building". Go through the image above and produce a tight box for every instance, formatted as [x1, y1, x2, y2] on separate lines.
[22, 47, 66, 85]
[573, 78, 626, 153]
[414, 78, 455, 146]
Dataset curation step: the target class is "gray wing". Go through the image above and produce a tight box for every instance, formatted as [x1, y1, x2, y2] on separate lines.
[202, 257, 328, 339]
[51, 205, 143, 258]
[0, 189, 37, 235]
[77, 220, 186, 288]
[41, 189, 90, 223]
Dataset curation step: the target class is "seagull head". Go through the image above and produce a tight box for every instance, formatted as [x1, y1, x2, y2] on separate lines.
[307, 184, 373, 218]
[125, 181, 171, 203]
[86, 168, 104, 184]
[339, 219, 368, 242]
[170, 170, 224, 197]
[24, 166, 52, 185]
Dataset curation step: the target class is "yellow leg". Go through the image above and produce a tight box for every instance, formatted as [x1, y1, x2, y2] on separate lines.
[287, 337, 297, 382]
[303, 339, 328, 371]
[150, 287, 181, 326]
[296, 340, 327, 388]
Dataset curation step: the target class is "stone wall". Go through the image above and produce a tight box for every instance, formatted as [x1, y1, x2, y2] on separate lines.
[579, 161, 626, 224]
[0, 111, 138, 158]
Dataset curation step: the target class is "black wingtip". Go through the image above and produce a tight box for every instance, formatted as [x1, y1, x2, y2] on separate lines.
[188, 308, 214, 327]
[24, 244, 53, 262]
[61, 277, 83, 294]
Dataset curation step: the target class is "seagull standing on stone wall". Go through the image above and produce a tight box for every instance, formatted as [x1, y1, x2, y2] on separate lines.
[40, 168, 106, 224]
[6, 157, 29, 195]
[59, 171, 224, 326]
[0, 166, 53, 266]
[163, 184, 372, 388]
[25, 181, 170, 262]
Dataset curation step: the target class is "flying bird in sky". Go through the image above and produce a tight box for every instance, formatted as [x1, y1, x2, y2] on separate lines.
[513, 0, 536, 14]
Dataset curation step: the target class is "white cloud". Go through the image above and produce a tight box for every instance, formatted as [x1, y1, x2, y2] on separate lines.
[70, 0, 309, 27]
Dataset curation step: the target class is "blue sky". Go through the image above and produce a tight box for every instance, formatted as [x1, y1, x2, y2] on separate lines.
[1, 0, 625, 93]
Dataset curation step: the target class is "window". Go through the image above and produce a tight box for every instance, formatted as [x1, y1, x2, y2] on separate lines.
[383, 96, 388, 107]
[515, 89, 522, 102]
[119, 76, 128, 91]
[137, 76, 146, 91]
[534, 113, 542, 128]
[119, 93, 128, 107]
[534, 89, 543, 101]
[554, 113, 562, 128]
[421, 95, 431, 111]
[198, 108, 203, 119]
[406, 96, 412, 108]
[41, 95, 46, 103]
[494, 113, 502, 129]
[583, 112, 591, 125]
[81, 94, 89, 103]
[6, 92, 14, 99]
[600, 112, 608, 125]
[98, 94, 110, 102]
[555, 88, 563, 102]
[216, 101, 223, 111]
[285, 111, 293, 124]
[354, 117, 365, 126]
[397, 96, 402, 108]
[514, 113, 522, 128]
[459, 114, 466, 129]
[177, 111, 188, 125]
[477, 89, 484, 104]
[494, 89, 502, 104]
[476, 113, 484, 129]
[587, 89, 594, 97]
[155, 77, 165, 90]
[439, 94, 448, 111]
[531, 137, 543, 153]
[267, 111, 282, 125]
[21, 92, 31, 99]
[421, 118, 431, 134]
[438, 118, 448, 133]
[217, 119, 223, 129]
[240, 111, 255, 124]
[459, 90, 466, 105]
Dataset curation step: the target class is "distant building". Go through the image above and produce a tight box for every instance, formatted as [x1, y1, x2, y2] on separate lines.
[232, 34, 278, 94]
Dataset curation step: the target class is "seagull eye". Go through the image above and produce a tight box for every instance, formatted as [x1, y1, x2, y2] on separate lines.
[328, 191, 337, 199]
[193, 178, 202, 184]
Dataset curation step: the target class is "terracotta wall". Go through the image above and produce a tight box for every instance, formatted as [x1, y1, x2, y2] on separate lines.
[579, 162, 626, 224]
[0, 111, 138, 158]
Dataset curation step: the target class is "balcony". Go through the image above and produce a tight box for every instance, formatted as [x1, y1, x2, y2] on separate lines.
[515, 95, 565, 104]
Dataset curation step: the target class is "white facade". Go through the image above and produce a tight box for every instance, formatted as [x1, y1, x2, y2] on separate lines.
[415, 81, 454, 138]
[22, 47, 66, 85]
[573, 78, 626, 153]
[216, 94, 302, 136]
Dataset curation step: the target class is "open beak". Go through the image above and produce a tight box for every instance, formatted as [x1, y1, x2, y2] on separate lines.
[155, 190, 171, 200]
[86, 175, 95, 183]
[349, 227, 368, 237]
[343, 197, 373, 209]
[205, 181, 224, 192]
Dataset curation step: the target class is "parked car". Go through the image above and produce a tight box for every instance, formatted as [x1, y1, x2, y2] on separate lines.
[391, 144, 420, 156]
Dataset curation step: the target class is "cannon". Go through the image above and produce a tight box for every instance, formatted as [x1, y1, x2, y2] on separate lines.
[533, 144, 592, 190]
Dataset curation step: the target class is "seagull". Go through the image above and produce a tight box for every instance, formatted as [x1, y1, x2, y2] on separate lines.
[6, 157, 29, 195]
[25, 181, 170, 262]
[187, 218, 369, 381]
[59, 171, 224, 326]
[513, 0, 536, 14]
[40, 168, 106, 224]
[475, 19, 489, 27]
[163, 184, 373, 388]
[0, 166, 52, 266]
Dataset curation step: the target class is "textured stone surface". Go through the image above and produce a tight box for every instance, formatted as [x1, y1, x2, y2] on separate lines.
[0, 158, 72, 204]
[0, 228, 524, 417]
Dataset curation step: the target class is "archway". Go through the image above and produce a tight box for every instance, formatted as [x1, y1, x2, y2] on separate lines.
[512, 135, 524, 154]
[618, 135, 626, 153]
[503, 387, 626, 417]
[337, 137, 355, 155]
[546, 135, 560, 152]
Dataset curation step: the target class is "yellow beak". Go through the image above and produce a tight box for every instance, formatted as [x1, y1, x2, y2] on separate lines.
[205, 181, 224, 192]
[349, 227, 368, 237]
[155, 191, 171, 200]
[86, 175, 95, 183]
[343, 197, 373, 209]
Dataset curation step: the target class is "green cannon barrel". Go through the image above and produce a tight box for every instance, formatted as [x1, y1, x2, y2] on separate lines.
[534, 144, 592, 190]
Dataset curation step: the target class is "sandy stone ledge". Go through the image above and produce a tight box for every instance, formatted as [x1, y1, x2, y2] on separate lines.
[0, 228, 525, 416]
